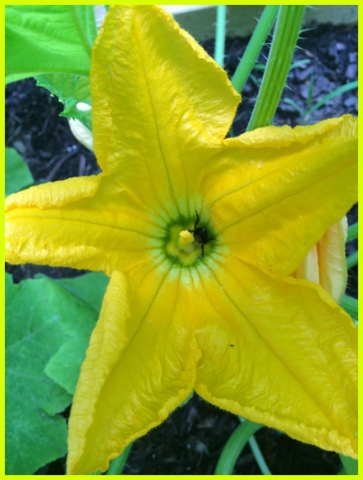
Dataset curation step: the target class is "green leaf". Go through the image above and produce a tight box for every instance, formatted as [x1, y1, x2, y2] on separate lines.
[6, 272, 108, 473]
[6, 273, 71, 474]
[5, 5, 96, 83]
[5, 147, 34, 196]
[282, 97, 305, 118]
[306, 80, 358, 118]
[35, 73, 92, 129]
[45, 272, 109, 395]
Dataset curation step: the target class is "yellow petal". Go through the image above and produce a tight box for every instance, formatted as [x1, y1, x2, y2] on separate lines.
[318, 217, 349, 302]
[194, 256, 357, 458]
[5, 175, 164, 274]
[203, 115, 357, 277]
[67, 267, 199, 474]
[294, 217, 348, 302]
[91, 6, 240, 212]
[294, 244, 320, 284]
[6, 174, 100, 209]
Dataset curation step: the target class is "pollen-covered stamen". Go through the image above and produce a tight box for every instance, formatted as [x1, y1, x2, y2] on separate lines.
[178, 230, 197, 254]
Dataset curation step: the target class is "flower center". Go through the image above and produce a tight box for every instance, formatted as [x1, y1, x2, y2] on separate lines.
[163, 214, 215, 266]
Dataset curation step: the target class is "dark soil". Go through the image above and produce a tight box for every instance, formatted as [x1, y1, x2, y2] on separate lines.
[6, 21, 357, 475]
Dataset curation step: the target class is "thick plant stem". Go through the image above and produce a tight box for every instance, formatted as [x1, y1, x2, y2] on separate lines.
[247, 6, 305, 131]
[232, 5, 279, 93]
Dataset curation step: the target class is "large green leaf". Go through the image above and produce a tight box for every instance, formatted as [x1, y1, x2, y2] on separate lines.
[5, 147, 34, 197]
[5, 5, 96, 83]
[45, 272, 109, 394]
[6, 273, 71, 474]
[6, 271, 109, 473]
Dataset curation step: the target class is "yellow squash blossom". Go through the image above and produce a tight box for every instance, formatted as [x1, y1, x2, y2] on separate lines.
[5, 6, 357, 475]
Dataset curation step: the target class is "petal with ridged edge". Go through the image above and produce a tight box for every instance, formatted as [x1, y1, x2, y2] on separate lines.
[5, 174, 166, 275]
[202, 115, 357, 278]
[91, 6, 240, 214]
[194, 255, 357, 458]
[67, 267, 199, 475]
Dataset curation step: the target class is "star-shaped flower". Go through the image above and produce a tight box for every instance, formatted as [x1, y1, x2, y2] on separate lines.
[5, 6, 357, 475]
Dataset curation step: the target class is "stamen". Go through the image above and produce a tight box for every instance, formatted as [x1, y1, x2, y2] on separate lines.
[178, 230, 196, 254]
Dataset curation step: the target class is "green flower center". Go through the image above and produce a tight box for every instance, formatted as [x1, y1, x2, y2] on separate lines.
[163, 215, 215, 266]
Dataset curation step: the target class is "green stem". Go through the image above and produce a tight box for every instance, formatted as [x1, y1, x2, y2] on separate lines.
[247, 6, 305, 131]
[106, 443, 133, 475]
[347, 222, 358, 242]
[339, 454, 358, 475]
[248, 435, 271, 474]
[346, 251, 358, 269]
[214, 6, 227, 68]
[340, 295, 358, 323]
[232, 5, 279, 93]
[215, 420, 263, 474]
